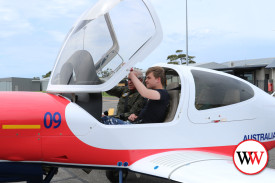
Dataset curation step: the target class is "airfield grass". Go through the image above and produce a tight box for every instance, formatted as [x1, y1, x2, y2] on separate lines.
[102, 92, 111, 97]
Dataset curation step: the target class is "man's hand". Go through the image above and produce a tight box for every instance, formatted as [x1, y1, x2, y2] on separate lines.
[128, 114, 138, 121]
[128, 71, 136, 80]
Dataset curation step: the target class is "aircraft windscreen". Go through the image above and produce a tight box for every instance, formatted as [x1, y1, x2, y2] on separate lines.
[51, 0, 156, 86]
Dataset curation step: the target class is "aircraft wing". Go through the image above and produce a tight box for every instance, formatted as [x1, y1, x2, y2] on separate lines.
[129, 150, 275, 183]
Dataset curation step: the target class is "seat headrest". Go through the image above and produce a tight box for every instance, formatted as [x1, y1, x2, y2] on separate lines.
[166, 82, 180, 90]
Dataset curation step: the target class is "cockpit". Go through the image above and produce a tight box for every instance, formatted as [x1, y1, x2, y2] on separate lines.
[47, 0, 181, 124]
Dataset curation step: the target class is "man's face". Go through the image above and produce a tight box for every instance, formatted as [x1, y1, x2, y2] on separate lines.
[145, 72, 159, 89]
[127, 73, 136, 90]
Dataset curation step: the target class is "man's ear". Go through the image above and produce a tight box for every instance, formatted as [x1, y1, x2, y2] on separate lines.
[156, 77, 161, 83]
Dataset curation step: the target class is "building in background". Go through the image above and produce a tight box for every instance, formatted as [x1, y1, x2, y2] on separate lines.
[194, 57, 275, 93]
[40, 77, 50, 91]
[0, 77, 41, 91]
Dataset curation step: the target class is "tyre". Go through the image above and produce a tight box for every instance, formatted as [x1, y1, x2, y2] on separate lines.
[105, 169, 128, 183]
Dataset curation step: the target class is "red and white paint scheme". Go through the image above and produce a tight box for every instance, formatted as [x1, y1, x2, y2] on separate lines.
[1, 0, 275, 182]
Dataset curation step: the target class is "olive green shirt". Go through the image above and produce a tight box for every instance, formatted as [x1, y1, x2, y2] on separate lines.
[106, 86, 144, 120]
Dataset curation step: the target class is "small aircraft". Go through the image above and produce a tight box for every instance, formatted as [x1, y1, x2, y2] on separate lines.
[1, 0, 275, 182]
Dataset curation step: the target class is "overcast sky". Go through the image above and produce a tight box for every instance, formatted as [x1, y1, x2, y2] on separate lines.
[0, 0, 275, 78]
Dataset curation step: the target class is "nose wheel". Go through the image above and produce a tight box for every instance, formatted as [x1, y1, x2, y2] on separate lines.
[105, 169, 128, 183]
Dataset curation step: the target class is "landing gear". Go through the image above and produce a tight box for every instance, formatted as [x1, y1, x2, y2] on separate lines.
[43, 166, 58, 183]
[105, 169, 128, 183]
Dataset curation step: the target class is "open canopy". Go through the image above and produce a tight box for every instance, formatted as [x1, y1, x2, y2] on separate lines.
[47, 0, 162, 93]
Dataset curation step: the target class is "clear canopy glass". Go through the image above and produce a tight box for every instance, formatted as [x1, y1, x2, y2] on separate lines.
[47, 0, 162, 93]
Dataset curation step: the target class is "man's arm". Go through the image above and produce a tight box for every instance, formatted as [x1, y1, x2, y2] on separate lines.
[128, 72, 161, 100]
[106, 86, 125, 98]
[125, 95, 145, 121]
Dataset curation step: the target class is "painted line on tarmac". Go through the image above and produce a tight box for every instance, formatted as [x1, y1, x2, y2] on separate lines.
[103, 99, 119, 102]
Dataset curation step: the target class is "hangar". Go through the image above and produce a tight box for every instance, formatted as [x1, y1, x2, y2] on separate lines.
[0, 77, 40, 91]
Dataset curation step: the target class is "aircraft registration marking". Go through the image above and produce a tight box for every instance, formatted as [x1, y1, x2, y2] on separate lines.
[2, 125, 41, 129]
[44, 112, 61, 129]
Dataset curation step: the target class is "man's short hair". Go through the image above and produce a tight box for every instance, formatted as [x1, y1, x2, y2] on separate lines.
[146, 66, 166, 86]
